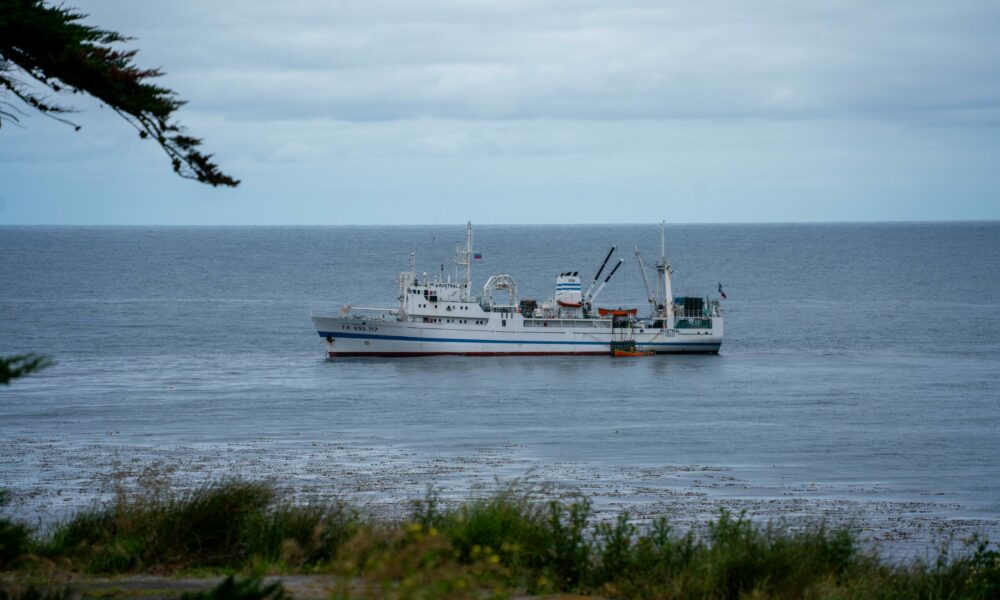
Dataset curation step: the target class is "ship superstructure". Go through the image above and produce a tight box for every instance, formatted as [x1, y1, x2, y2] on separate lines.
[311, 223, 723, 357]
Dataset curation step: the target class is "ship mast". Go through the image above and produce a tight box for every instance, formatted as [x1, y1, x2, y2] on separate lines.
[466, 222, 473, 298]
[656, 221, 674, 322]
[453, 221, 475, 301]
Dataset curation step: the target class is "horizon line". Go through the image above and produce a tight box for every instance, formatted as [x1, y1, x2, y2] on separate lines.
[2, 218, 999, 227]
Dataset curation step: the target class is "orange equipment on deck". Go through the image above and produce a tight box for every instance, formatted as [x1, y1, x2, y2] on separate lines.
[598, 307, 638, 317]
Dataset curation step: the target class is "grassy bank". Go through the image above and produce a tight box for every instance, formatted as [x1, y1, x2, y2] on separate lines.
[2, 480, 998, 599]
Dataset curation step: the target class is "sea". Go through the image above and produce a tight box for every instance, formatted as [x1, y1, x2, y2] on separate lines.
[2, 223, 999, 555]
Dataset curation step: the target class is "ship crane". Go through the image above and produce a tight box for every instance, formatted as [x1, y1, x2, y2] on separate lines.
[633, 222, 674, 321]
[634, 247, 656, 314]
[582, 246, 616, 302]
[585, 258, 623, 307]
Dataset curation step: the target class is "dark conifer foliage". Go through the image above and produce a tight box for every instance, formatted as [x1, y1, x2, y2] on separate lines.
[0, 0, 238, 186]
[0, 354, 52, 384]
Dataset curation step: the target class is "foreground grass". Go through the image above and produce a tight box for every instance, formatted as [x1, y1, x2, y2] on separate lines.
[2, 481, 999, 599]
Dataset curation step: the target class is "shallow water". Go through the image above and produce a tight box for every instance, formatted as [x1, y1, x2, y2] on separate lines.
[2, 223, 999, 552]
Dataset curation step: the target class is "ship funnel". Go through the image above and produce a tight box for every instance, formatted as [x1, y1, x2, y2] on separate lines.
[555, 272, 583, 307]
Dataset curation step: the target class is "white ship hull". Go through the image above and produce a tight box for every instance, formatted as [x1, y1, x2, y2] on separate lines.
[312, 315, 722, 357]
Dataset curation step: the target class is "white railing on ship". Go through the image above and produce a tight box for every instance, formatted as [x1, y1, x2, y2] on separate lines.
[523, 319, 612, 328]
[341, 305, 397, 319]
[676, 310, 713, 318]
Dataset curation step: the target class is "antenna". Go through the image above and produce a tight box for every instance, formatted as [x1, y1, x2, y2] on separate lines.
[660, 220, 666, 262]
[465, 222, 473, 299]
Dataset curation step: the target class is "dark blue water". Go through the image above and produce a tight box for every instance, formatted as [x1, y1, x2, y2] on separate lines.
[2, 223, 999, 549]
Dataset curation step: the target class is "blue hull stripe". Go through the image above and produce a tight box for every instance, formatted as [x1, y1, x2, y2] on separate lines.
[318, 330, 720, 347]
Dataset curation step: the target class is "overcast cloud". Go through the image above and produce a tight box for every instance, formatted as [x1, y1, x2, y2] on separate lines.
[2, 0, 999, 224]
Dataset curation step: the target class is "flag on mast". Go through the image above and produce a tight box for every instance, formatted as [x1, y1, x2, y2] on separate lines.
[718, 283, 727, 300]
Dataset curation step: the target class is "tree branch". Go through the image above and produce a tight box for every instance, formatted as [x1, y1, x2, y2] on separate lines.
[0, 0, 238, 186]
[0, 354, 54, 385]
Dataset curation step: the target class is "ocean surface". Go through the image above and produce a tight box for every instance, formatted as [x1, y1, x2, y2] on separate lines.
[2, 223, 999, 553]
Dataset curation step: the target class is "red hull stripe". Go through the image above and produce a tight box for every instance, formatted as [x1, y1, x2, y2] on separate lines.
[318, 330, 721, 348]
[329, 351, 608, 357]
[327, 350, 719, 357]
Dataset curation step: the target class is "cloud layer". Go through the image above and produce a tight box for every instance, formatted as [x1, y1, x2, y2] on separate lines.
[100, 0, 1000, 122]
[1, 0, 999, 223]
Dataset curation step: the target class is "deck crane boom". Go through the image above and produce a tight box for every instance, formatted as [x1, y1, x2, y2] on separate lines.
[635, 247, 656, 313]
[583, 246, 616, 302]
[586, 258, 623, 306]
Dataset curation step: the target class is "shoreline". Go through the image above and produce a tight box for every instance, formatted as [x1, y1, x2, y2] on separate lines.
[3, 479, 999, 599]
[3, 435, 996, 556]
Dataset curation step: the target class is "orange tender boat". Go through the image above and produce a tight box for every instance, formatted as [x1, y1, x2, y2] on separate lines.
[612, 349, 655, 357]
[598, 307, 638, 317]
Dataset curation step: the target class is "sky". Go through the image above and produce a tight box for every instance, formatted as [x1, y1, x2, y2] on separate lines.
[2, 0, 1000, 225]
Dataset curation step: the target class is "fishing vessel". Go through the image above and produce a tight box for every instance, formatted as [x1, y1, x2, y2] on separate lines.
[311, 223, 723, 357]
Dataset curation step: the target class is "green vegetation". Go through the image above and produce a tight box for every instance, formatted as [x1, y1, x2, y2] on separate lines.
[0, 491, 32, 569]
[41, 481, 358, 573]
[0, 586, 72, 600]
[1, 480, 998, 599]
